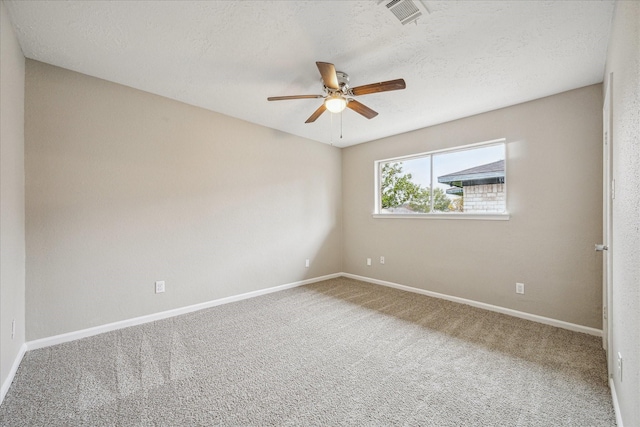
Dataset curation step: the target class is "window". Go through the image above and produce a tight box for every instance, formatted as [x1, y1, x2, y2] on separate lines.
[375, 140, 507, 217]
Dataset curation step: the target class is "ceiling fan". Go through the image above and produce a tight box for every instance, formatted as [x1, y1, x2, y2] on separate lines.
[268, 62, 406, 123]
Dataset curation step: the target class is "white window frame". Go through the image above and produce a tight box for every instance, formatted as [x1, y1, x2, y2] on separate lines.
[373, 138, 510, 220]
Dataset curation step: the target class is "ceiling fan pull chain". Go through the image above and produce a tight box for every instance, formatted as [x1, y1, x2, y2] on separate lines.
[340, 110, 343, 139]
[330, 111, 334, 145]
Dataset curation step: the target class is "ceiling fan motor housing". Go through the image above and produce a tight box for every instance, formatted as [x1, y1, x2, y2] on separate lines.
[326, 71, 350, 95]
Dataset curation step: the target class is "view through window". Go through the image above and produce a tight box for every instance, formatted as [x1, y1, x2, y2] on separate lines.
[377, 141, 506, 215]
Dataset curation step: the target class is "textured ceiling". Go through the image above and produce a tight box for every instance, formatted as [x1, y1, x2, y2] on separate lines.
[5, 0, 615, 147]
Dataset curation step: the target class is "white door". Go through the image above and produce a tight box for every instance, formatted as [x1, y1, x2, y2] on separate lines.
[600, 72, 613, 377]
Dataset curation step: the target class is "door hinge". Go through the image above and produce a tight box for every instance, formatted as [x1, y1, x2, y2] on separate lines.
[611, 179, 615, 200]
[603, 306, 607, 320]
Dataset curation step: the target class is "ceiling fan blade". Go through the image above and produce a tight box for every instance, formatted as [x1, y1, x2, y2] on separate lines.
[316, 62, 339, 90]
[347, 100, 378, 119]
[305, 103, 327, 123]
[351, 79, 406, 96]
[267, 95, 324, 101]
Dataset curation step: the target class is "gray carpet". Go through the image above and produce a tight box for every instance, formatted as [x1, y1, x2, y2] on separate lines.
[0, 277, 615, 426]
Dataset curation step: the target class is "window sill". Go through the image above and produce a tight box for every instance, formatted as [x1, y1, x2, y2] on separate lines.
[372, 213, 510, 221]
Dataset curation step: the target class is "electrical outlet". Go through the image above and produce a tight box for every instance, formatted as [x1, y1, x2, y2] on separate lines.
[366, 258, 371, 266]
[380, 256, 385, 264]
[305, 259, 310, 268]
[516, 283, 525, 294]
[617, 352, 623, 381]
[155, 281, 165, 294]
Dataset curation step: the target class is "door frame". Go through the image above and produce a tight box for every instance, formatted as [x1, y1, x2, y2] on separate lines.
[602, 72, 613, 377]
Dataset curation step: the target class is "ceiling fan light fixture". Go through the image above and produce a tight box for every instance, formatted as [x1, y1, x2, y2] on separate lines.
[325, 95, 347, 113]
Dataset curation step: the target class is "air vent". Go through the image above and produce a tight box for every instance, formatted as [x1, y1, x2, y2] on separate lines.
[382, 0, 422, 25]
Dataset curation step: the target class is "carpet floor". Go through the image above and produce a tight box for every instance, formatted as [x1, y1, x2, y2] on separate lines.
[0, 277, 615, 426]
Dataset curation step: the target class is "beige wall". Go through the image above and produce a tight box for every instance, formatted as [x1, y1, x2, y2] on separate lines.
[0, 0, 26, 394]
[25, 61, 342, 340]
[343, 85, 603, 328]
[604, 1, 640, 425]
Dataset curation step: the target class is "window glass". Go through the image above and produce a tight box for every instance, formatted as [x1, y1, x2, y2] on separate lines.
[433, 144, 505, 213]
[380, 157, 431, 213]
[377, 141, 506, 215]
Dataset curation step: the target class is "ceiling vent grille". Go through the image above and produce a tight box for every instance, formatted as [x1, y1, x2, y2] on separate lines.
[382, 0, 422, 25]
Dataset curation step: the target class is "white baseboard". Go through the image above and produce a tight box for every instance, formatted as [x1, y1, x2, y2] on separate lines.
[342, 273, 602, 337]
[26, 273, 341, 351]
[26, 272, 601, 352]
[1, 343, 27, 405]
[4, 272, 606, 408]
[609, 378, 624, 427]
